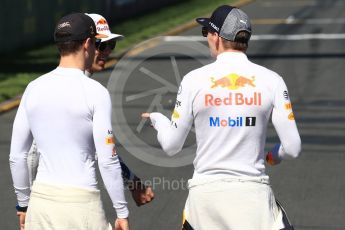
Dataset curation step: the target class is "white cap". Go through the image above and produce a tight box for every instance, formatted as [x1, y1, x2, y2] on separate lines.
[85, 13, 124, 42]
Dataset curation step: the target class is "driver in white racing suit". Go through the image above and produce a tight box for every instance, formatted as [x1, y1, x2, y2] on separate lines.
[142, 5, 301, 230]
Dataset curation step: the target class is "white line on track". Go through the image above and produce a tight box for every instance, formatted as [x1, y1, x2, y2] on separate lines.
[164, 34, 345, 42]
[303, 18, 345, 24]
[253, 17, 345, 25]
[251, 33, 345, 40]
[261, 0, 345, 7]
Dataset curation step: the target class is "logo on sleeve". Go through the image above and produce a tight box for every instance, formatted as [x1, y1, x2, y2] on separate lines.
[283, 91, 289, 100]
[284, 103, 295, 120]
[285, 103, 292, 110]
[175, 100, 182, 107]
[106, 137, 114, 145]
[172, 109, 180, 120]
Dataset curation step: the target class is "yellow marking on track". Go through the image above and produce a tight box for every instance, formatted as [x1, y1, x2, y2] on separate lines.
[0, 97, 21, 113]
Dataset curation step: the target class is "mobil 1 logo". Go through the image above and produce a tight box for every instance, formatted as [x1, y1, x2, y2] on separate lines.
[246, 117, 256, 126]
[209, 116, 256, 127]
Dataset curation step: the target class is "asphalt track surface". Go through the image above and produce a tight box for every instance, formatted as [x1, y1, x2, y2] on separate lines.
[1, 0, 345, 229]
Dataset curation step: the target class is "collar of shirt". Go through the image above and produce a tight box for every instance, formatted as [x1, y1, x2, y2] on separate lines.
[216, 51, 248, 63]
[55, 67, 85, 76]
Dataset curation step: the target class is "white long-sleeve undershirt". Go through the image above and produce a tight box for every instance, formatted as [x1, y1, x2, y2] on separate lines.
[9, 67, 128, 217]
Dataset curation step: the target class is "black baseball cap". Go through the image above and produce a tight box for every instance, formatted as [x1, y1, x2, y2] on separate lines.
[54, 13, 100, 42]
[196, 5, 252, 41]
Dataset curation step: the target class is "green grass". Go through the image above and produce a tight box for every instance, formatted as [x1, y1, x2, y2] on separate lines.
[0, 73, 38, 102]
[0, 0, 235, 104]
[113, 0, 236, 52]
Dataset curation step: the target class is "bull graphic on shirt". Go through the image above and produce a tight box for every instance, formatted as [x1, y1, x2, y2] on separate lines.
[211, 73, 255, 90]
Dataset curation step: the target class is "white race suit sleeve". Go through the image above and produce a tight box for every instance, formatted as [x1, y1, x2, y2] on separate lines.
[93, 89, 129, 218]
[9, 87, 33, 207]
[150, 77, 194, 156]
[271, 77, 302, 160]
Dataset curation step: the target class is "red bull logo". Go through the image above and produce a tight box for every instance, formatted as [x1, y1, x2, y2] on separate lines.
[97, 18, 108, 25]
[205, 93, 262, 106]
[96, 18, 110, 32]
[211, 73, 255, 90]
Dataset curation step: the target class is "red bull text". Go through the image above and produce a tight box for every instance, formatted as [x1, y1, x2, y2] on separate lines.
[205, 92, 261, 106]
